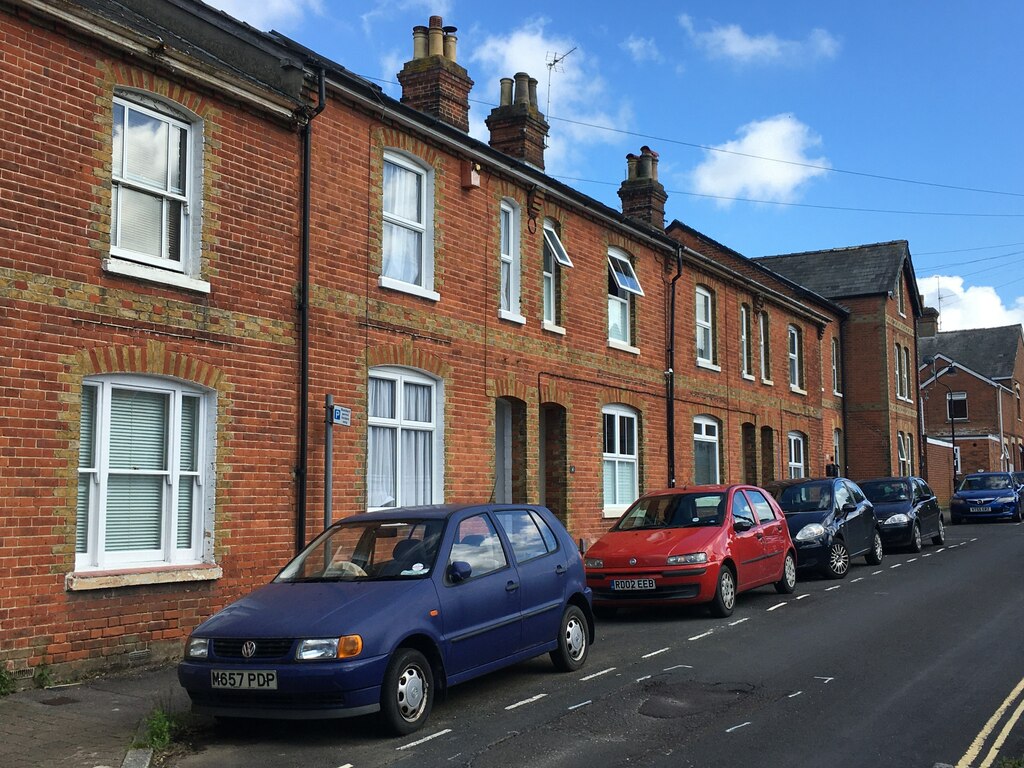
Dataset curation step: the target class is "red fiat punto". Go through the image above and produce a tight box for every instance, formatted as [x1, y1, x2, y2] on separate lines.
[584, 485, 797, 617]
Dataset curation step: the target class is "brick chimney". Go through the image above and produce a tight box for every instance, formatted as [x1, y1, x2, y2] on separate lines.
[485, 71, 550, 169]
[397, 16, 473, 132]
[618, 146, 667, 228]
[918, 305, 940, 338]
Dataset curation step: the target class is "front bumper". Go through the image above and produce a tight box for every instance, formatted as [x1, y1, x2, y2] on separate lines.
[178, 651, 390, 720]
[950, 502, 1017, 522]
[586, 564, 715, 605]
[793, 539, 828, 571]
[878, 523, 915, 547]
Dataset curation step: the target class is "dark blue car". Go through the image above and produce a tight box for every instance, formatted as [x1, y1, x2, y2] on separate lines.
[178, 504, 594, 735]
[766, 477, 883, 579]
[858, 476, 945, 552]
[949, 472, 1022, 524]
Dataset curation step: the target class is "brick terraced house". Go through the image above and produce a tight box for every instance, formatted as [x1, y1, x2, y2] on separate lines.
[1, 0, 925, 683]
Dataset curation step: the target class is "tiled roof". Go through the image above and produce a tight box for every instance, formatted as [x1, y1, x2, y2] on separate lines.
[919, 326, 1024, 381]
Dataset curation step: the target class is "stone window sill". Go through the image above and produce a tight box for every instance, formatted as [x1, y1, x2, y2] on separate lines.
[66, 563, 222, 591]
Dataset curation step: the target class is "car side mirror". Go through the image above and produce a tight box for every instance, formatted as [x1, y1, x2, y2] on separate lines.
[447, 561, 472, 584]
[840, 502, 857, 516]
[734, 518, 754, 532]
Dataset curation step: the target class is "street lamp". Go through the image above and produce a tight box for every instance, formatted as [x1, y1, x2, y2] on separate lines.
[928, 358, 958, 491]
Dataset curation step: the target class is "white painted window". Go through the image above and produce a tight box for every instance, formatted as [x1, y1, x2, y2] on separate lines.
[788, 325, 804, 390]
[499, 200, 523, 322]
[902, 346, 912, 402]
[897, 279, 906, 317]
[77, 376, 212, 570]
[696, 287, 715, 366]
[602, 405, 638, 514]
[382, 152, 435, 297]
[111, 93, 202, 279]
[832, 337, 842, 394]
[740, 305, 752, 377]
[759, 312, 771, 381]
[693, 416, 721, 485]
[367, 367, 443, 509]
[897, 431, 908, 475]
[833, 428, 843, 471]
[608, 248, 642, 346]
[542, 219, 572, 327]
[948, 391, 968, 421]
[787, 431, 806, 479]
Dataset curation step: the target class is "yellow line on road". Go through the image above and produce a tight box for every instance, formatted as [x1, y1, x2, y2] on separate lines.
[956, 676, 1024, 767]
[978, 695, 1024, 768]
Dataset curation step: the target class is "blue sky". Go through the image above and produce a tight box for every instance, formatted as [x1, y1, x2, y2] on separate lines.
[207, 0, 1024, 332]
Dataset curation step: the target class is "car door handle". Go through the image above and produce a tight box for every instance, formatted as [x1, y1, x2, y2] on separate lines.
[755, 532, 764, 540]
[506, 581, 520, 592]
[555, 564, 567, 575]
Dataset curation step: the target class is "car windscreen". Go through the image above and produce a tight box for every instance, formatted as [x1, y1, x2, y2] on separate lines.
[958, 475, 1012, 491]
[777, 480, 834, 514]
[275, 518, 444, 582]
[614, 493, 725, 530]
[859, 480, 910, 504]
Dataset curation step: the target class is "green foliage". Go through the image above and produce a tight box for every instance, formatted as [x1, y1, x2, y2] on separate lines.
[0, 667, 15, 696]
[997, 759, 1024, 768]
[33, 663, 52, 689]
[145, 707, 175, 752]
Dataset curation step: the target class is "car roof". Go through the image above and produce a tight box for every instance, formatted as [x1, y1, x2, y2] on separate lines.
[339, 503, 549, 524]
[859, 476, 915, 483]
[642, 484, 753, 497]
[964, 471, 1012, 477]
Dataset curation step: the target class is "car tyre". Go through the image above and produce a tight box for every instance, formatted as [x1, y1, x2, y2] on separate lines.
[774, 552, 797, 594]
[1013, 505, 1023, 523]
[931, 516, 946, 545]
[710, 566, 737, 617]
[951, 515, 962, 525]
[824, 540, 850, 579]
[550, 605, 589, 672]
[865, 529, 884, 565]
[380, 648, 433, 736]
[909, 523, 923, 553]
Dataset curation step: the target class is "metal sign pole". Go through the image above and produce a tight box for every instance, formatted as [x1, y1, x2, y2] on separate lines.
[325, 393, 333, 530]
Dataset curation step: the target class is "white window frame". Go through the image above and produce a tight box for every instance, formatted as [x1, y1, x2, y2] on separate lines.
[902, 346, 912, 402]
[602, 404, 639, 517]
[906, 432, 915, 475]
[897, 431, 908, 475]
[788, 325, 804, 392]
[608, 248, 642, 351]
[948, 391, 968, 421]
[833, 428, 843, 471]
[693, 416, 721, 484]
[542, 219, 572, 332]
[380, 151, 437, 301]
[759, 311, 772, 383]
[498, 199, 524, 323]
[696, 287, 717, 369]
[367, 367, 444, 510]
[740, 305, 753, 379]
[76, 375, 212, 571]
[894, 343, 904, 399]
[896, 279, 906, 317]
[832, 337, 842, 395]
[787, 431, 806, 479]
[107, 92, 208, 293]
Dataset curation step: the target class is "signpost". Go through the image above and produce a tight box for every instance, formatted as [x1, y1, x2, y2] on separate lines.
[324, 395, 351, 529]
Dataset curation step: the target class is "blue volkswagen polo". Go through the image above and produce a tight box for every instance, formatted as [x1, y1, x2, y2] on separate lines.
[178, 504, 593, 735]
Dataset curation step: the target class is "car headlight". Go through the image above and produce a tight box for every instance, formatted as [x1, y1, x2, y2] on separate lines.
[585, 558, 604, 568]
[296, 635, 363, 660]
[667, 552, 708, 565]
[996, 496, 1016, 504]
[950, 497, 965, 507]
[795, 523, 826, 542]
[883, 513, 910, 525]
[185, 637, 209, 659]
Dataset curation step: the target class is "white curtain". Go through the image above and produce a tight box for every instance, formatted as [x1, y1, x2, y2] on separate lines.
[368, 426, 397, 507]
[401, 430, 432, 505]
[382, 161, 423, 284]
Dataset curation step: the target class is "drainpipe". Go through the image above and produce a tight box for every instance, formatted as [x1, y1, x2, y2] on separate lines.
[296, 68, 327, 554]
[997, 382, 1006, 470]
[666, 245, 684, 487]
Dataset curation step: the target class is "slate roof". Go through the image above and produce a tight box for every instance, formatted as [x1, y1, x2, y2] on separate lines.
[919, 326, 1024, 381]
[754, 241, 914, 307]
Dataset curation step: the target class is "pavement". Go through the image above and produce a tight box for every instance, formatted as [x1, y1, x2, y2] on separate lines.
[0, 663, 188, 768]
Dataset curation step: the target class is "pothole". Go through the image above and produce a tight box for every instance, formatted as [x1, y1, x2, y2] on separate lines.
[638, 680, 755, 719]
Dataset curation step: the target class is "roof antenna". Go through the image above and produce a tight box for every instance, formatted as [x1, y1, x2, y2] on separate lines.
[545, 46, 577, 121]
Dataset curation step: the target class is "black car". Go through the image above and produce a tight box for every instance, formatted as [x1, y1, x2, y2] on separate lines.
[765, 477, 883, 579]
[949, 472, 1022, 524]
[858, 476, 945, 552]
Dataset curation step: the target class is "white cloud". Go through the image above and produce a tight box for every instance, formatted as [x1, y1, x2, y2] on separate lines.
[691, 114, 830, 204]
[621, 35, 662, 63]
[919, 275, 1024, 332]
[360, 0, 453, 37]
[679, 15, 839, 65]
[204, 0, 322, 32]
[467, 18, 631, 176]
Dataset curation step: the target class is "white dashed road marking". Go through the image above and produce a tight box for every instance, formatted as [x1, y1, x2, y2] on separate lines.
[689, 631, 714, 641]
[825, 585, 841, 592]
[767, 603, 786, 611]
[729, 617, 749, 626]
[505, 694, 547, 710]
[398, 729, 452, 750]
[872, 570, 884, 575]
[664, 664, 693, 671]
[568, 700, 592, 711]
[891, 563, 902, 569]
[726, 722, 751, 733]
[788, 691, 803, 698]
[796, 594, 810, 600]
[580, 667, 616, 682]
[851, 578, 864, 583]
[642, 648, 670, 658]
[814, 676, 835, 684]
[636, 675, 652, 682]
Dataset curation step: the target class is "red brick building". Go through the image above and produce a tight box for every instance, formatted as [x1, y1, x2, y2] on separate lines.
[918, 325, 1024, 477]
[1, 0, 926, 683]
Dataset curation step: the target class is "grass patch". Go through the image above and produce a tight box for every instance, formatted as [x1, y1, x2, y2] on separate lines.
[0, 667, 15, 696]
[998, 759, 1024, 768]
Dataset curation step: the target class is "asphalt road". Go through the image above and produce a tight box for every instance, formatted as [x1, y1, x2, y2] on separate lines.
[170, 520, 1024, 768]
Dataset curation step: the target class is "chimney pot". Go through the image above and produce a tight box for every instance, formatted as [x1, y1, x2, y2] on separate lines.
[486, 71, 550, 170]
[514, 72, 530, 105]
[398, 15, 474, 132]
[427, 23, 444, 56]
[443, 26, 458, 61]
[429, 15, 443, 27]
[499, 77, 514, 106]
[619, 146, 667, 228]
[412, 26, 428, 59]
[528, 77, 539, 109]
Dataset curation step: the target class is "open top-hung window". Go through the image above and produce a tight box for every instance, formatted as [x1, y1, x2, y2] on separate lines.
[382, 152, 435, 298]
[77, 376, 210, 570]
[111, 94, 194, 272]
[607, 248, 643, 346]
[542, 219, 573, 329]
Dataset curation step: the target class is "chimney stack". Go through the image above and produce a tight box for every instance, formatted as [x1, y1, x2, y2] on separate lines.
[618, 145, 667, 228]
[918, 305, 940, 338]
[485, 71, 550, 170]
[397, 16, 473, 132]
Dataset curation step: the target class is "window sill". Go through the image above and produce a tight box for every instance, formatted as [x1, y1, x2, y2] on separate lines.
[790, 385, 807, 396]
[761, 378, 774, 387]
[742, 373, 756, 382]
[66, 563, 222, 592]
[608, 339, 640, 355]
[543, 320, 566, 336]
[833, 391, 844, 398]
[602, 507, 628, 519]
[499, 310, 526, 325]
[697, 360, 721, 372]
[378, 276, 440, 302]
[103, 258, 211, 294]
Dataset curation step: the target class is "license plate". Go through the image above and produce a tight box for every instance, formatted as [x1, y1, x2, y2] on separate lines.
[611, 578, 656, 591]
[211, 670, 278, 690]
[970, 506, 991, 513]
